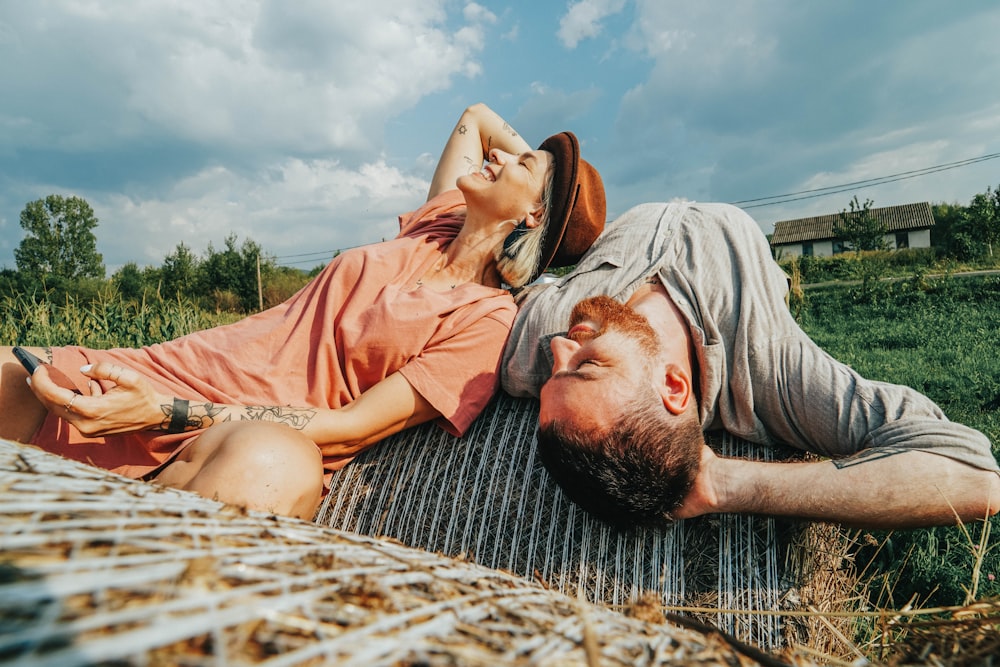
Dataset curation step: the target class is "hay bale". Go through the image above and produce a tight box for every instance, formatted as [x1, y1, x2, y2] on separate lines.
[317, 393, 813, 651]
[0, 439, 783, 666]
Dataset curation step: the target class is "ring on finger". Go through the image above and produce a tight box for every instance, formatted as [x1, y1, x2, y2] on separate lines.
[65, 394, 79, 413]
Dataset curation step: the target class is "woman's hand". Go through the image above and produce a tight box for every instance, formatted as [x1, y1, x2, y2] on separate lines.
[26, 361, 170, 437]
[427, 102, 532, 201]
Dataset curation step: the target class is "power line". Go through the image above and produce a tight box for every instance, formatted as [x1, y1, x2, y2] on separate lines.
[273, 242, 371, 263]
[731, 152, 1000, 209]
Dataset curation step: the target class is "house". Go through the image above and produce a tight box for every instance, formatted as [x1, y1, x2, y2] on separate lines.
[770, 201, 935, 258]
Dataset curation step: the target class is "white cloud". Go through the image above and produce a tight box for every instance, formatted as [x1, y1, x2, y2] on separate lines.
[464, 3, 497, 24]
[96, 158, 428, 269]
[0, 0, 490, 155]
[0, 0, 495, 268]
[627, 0, 777, 80]
[558, 0, 626, 49]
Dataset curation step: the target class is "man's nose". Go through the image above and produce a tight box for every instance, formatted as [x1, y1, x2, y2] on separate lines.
[549, 335, 581, 370]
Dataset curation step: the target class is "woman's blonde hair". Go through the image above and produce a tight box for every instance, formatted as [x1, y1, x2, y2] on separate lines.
[494, 165, 557, 288]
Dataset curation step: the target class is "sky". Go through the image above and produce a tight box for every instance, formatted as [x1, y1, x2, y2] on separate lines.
[2, 0, 999, 273]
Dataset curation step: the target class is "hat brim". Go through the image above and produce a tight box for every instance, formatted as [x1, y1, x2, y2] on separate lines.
[536, 131, 579, 274]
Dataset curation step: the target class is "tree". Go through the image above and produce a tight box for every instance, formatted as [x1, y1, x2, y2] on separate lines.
[931, 202, 966, 256]
[160, 242, 200, 299]
[963, 185, 1000, 258]
[833, 196, 888, 252]
[15, 195, 105, 284]
[111, 262, 145, 301]
[200, 234, 274, 312]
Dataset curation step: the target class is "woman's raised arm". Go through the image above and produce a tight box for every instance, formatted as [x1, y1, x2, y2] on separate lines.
[427, 103, 532, 201]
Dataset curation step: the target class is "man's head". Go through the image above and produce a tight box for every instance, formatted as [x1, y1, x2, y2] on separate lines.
[537, 295, 704, 528]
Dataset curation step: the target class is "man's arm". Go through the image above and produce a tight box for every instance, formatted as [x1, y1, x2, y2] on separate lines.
[675, 445, 1000, 528]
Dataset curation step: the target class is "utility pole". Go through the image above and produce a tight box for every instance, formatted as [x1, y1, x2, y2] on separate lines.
[256, 253, 263, 311]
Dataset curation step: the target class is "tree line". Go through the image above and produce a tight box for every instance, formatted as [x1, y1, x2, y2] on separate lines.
[4, 185, 998, 313]
[1, 195, 319, 313]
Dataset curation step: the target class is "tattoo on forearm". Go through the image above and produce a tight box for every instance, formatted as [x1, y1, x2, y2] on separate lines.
[501, 122, 518, 137]
[43, 347, 53, 364]
[457, 123, 468, 136]
[832, 446, 910, 469]
[463, 155, 478, 174]
[158, 401, 317, 433]
[242, 406, 317, 430]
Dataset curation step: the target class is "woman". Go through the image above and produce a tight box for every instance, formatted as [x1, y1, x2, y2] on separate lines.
[1, 103, 606, 520]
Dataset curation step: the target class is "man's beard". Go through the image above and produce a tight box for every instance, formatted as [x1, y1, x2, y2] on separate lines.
[568, 295, 660, 356]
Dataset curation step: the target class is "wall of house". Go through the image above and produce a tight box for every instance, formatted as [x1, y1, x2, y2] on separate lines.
[885, 228, 931, 250]
[906, 228, 931, 249]
[773, 239, 834, 258]
[776, 229, 932, 257]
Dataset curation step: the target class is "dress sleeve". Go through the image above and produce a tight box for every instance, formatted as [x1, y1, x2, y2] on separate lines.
[397, 305, 516, 436]
[398, 189, 467, 238]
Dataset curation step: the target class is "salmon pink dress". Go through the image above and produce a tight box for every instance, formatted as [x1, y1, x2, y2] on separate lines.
[33, 190, 516, 479]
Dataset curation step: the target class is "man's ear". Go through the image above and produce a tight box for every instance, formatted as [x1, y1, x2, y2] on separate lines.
[658, 363, 692, 415]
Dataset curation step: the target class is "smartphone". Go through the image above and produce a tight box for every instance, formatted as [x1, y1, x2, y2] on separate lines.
[13, 346, 83, 395]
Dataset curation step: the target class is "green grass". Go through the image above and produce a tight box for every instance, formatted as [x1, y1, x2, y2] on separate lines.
[796, 274, 1000, 609]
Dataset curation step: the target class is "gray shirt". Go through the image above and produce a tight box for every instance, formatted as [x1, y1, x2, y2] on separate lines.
[502, 202, 998, 472]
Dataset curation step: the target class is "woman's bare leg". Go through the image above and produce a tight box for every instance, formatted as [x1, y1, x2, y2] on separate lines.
[152, 421, 324, 520]
[0, 346, 50, 442]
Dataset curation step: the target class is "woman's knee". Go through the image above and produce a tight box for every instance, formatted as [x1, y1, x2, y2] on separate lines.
[217, 422, 322, 471]
[169, 421, 324, 519]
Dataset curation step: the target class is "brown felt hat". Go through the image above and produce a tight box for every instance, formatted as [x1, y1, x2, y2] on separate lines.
[535, 131, 606, 277]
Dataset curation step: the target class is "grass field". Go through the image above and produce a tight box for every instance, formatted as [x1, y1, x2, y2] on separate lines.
[796, 273, 1000, 609]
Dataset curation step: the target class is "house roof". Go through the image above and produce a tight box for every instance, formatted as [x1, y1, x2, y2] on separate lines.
[770, 201, 934, 246]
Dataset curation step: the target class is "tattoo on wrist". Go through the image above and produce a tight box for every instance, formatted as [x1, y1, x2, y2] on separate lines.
[242, 406, 317, 430]
[159, 399, 224, 433]
[167, 398, 189, 433]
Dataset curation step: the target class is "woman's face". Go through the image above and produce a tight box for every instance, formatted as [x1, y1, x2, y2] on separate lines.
[458, 148, 553, 223]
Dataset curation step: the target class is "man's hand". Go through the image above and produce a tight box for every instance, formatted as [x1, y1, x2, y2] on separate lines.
[671, 444, 721, 520]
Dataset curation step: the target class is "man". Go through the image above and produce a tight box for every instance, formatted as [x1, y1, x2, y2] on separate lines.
[502, 201, 1000, 529]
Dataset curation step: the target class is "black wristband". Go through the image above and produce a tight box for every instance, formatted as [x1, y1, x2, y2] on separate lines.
[168, 398, 190, 434]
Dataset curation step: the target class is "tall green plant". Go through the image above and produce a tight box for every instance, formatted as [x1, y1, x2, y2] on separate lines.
[0, 293, 239, 349]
